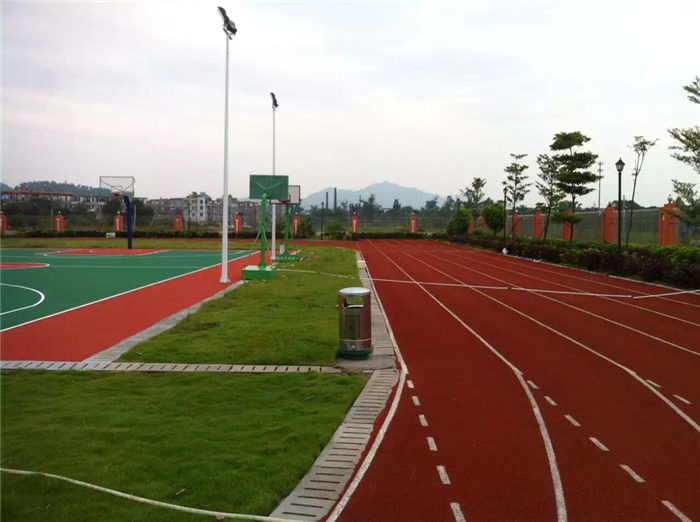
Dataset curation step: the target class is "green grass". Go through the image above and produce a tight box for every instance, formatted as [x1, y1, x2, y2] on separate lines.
[119, 246, 360, 365]
[0, 238, 255, 250]
[1, 370, 365, 522]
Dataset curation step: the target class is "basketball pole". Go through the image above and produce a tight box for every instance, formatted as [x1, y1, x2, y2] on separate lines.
[271, 98, 277, 261]
[218, 8, 237, 284]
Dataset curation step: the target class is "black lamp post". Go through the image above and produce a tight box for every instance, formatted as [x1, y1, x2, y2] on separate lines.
[615, 158, 625, 253]
[503, 186, 508, 249]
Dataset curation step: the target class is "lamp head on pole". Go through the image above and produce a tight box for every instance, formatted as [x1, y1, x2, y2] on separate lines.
[270, 92, 279, 110]
[615, 158, 625, 174]
[503, 186, 508, 198]
[217, 7, 237, 38]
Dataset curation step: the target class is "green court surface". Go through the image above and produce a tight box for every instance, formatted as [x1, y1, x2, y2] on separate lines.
[0, 249, 248, 331]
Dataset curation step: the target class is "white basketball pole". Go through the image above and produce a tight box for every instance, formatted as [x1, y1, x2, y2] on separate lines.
[271, 100, 277, 260]
[217, 7, 237, 283]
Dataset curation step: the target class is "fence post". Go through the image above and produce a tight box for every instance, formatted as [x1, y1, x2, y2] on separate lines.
[0, 212, 6, 235]
[478, 216, 487, 231]
[115, 212, 124, 232]
[563, 209, 573, 241]
[601, 206, 617, 243]
[292, 214, 301, 237]
[351, 213, 359, 234]
[658, 203, 680, 246]
[512, 213, 521, 237]
[173, 214, 184, 232]
[54, 212, 65, 232]
[409, 214, 418, 233]
[533, 210, 543, 239]
[469, 218, 475, 234]
[233, 214, 243, 235]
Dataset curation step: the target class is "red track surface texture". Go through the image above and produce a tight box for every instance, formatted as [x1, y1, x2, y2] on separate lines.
[1, 256, 251, 362]
[337, 240, 699, 522]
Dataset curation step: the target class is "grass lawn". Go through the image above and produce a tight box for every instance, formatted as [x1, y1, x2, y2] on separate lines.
[119, 246, 360, 365]
[0, 238, 255, 250]
[1, 370, 365, 521]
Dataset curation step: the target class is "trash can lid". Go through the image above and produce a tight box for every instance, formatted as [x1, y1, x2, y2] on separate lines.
[340, 287, 371, 297]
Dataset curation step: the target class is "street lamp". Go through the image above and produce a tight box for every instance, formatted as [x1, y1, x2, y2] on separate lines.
[503, 186, 508, 249]
[615, 157, 625, 253]
[217, 6, 237, 284]
[321, 202, 325, 240]
[270, 92, 279, 260]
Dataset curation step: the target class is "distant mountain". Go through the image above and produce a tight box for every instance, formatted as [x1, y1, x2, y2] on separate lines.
[302, 182, 444, 210]
[13, 181, 111, 196]
[0, 182, 12, 191]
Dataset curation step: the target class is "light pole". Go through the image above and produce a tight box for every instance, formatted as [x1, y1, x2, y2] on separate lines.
[615, 158, 625, 254]
[321, 202, 325, 240]
[502, 186, 508, 249]
[217, 7, 237, 283]
[270, 92, 279, 260]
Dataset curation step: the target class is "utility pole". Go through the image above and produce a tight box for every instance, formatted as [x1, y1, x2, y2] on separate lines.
[597, 161, 604, 210]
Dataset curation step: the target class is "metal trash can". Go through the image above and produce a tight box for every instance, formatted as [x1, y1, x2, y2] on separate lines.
[339, 287, 373, 359]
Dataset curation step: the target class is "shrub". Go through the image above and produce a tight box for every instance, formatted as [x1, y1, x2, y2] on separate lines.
[446, 209, 473, 237]
[639, 256, 671, 282]
[481, 203, 505, 235]
[325, 222, 347, 240]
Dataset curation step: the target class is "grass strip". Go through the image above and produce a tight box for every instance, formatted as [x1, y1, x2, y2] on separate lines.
[120, 246, 360, 365]
[1, 370, 365, 521]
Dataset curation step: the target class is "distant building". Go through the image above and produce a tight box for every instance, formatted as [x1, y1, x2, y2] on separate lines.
[0, 190, 108, 212]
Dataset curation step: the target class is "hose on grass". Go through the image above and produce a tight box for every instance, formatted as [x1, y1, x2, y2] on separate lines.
[1, 468, 294, 522]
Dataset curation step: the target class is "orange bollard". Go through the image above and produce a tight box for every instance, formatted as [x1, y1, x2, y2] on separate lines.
[115, 213, 125, 232]
[469, 218, 475, 234]
[351, 214, 360, 234]
[54, 212, 65, 232]
[533, 210, 544, 239]
[233, 214, 243, 235]
[601, 206, 617, 243]
[658, 203, 680, 246]
[173, 214, 184, 232]
[512, 213, 521, 237]
[0, 212, 7, 235]
[409, 214, 418, 233]
[292, 214, 301, 237]
[563, 209, 573, 241]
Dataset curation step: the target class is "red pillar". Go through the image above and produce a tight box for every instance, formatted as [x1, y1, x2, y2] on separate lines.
[563, 209, 573, 241]
[658, 203, 680, 246]
[233, 214, 243, 235]
[54, 213, 65, 232]
[512, 213, 521, 237]
[114, 213, 125, 232]
[601, 206, 617, 243]
[173, 214, 184, 232]
[479, 216, 487, 231]
[533, 210, 544, 239]
[409, 214, 418, 233]
[292, 214, 301, 237]
[0, 212, 7, 235]
[351, 214, 360, 234]
[469, 218, 475, 234]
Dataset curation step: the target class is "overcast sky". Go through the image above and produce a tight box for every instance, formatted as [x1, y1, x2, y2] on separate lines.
[2, 1, 699, 207]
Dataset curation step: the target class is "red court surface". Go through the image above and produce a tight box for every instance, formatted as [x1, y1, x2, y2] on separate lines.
[337, 239, 699, 522]
[0, 255, 252, 362]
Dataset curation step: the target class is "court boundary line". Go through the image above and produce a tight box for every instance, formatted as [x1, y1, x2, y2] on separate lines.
[0, 283, 45, 316]
[0, 251, 249, 333]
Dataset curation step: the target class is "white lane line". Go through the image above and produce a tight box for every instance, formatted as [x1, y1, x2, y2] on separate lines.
[427, 437, 438, 452]
[645, 379, 662, 389]
[407, 380, 414, 389]
[451, 502, 466, 522]
[545, 396, 558, 406]
[620, 464, 645, 483]
[437, 465, 451, 485]
[0, 252, 251, 333]
[0, 284, 45, 316]
[412, 395, 421, 406]
[527, 380, 539, 390]
[673, 395, 692, 405]
[419, 414, 428, 427]
[325, 257, 409, 522]
[376, 242, 567, 522]
[565, 415, 581, 427]
[589, 437, 610, 452]
[662, 501, 692, 522]
[403, 250, 700, 435]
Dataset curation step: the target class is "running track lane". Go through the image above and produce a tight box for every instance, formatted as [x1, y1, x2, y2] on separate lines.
[376, 240, 699, 520]
[0, 255, 252, 361]
[338, 241, 561, 522]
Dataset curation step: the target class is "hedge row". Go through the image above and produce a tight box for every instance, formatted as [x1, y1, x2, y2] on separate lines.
[433, 233, 700, 289]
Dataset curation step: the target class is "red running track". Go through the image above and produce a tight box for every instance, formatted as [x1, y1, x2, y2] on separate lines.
[336, 240, 699, 522]
[0, 256, 252, 362]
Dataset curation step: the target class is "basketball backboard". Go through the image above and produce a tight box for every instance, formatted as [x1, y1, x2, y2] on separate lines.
[249, 175, 289, 201]
[277, 185, 301, 205]
[100, 176, 135, 197]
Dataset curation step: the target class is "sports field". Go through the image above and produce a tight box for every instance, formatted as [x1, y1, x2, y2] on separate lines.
[0, 248, 251, 361]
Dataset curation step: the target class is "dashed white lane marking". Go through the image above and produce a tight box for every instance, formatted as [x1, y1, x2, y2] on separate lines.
[673, 394, 692, 405]
[412, 396, 421, 406]
[419, 415, 428, 427]
[564, 415, 581, 427]
[427, 437, 438, 452]
[437, 466, 451, 485]
[407, 380, 414, 389]
[662, 501, 692, 522]
[451, 502, 466, 522]
[645, 379, 662, 389]
[620, 465, 645, 483]
[527, 380, 539, 390]
[589, 437, 610, 452]
[545, 396, 558, 406]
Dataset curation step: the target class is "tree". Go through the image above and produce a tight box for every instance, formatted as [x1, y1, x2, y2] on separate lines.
[550, 131, 599, 242]
[502, 153, 531, 238]
[440, 196, 456, 216]
[668, 76, 700, 227]
[421, 196, 440, 214]
[535, 154, 564, 240]
[481, 203, 505, 235]
[446, 209, 472, 236]
[625, 136, 657, 246]
[461, 177, 487, 217]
